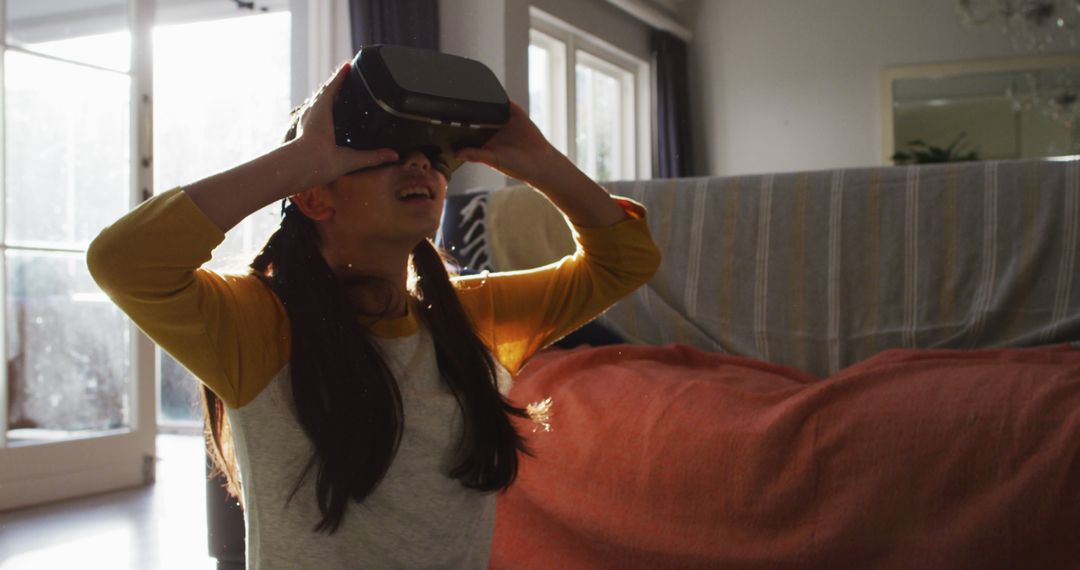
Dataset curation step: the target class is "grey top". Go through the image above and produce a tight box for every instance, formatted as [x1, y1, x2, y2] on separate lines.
[226, 326, 513, 569]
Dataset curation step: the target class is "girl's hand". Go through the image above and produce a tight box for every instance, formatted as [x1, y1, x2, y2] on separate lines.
[181, 62, 400, 233]
[456, 100, 626, 227]
[292, 62, 399, 187]
[454, 101, 562, 185]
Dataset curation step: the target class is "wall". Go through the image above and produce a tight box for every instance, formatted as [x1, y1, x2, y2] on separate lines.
[290, 0, 354, 109]
[682, 0, 1080, 176]
[440, 0, 520, 194]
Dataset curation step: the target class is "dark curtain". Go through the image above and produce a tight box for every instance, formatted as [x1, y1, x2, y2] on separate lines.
[349, 0, 440, 52]
[651, 29, 692, 178]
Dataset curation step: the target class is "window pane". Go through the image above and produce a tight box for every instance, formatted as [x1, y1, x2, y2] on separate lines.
[528, 30, 567, 155]
[153, 12, 290, 270]
[153, 12, 291, 423]
[6, 252, 132, 443]
[529, 44, 552, 140]
[575, 61, 622, 182]
[160, 347, 199, 423]
[5, 51, 130, 247]
[7, 0, 130, 72]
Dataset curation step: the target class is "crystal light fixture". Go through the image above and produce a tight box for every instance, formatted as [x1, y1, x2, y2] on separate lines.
[956, 0, 1080, 51]
[1005, 67, 1080, 132]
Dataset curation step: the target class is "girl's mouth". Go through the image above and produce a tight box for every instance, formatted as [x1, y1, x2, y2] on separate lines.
[395, 185, 433, 201]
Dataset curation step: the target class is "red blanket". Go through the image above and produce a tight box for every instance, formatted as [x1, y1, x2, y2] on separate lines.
[491, 345, 1080, 569]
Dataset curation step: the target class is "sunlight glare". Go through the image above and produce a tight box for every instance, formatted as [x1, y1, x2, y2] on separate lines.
[0, 527, 136, 569]
[26, 31, 131, 72]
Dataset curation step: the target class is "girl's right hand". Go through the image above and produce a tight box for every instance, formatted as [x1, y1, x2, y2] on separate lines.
[291, 61, 399, 187]
[182, 61, 400, 233]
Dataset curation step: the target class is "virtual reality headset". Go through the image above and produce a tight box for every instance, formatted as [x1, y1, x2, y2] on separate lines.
[333, 44, 511, 175]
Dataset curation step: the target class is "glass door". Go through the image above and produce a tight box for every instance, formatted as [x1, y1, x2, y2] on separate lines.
[153, 6, 292, 431]
[0, 0, 294, 512]
[0, 0, 156, 510]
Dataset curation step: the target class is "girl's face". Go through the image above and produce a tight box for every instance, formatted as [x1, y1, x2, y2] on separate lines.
[323, 150, 449, 247]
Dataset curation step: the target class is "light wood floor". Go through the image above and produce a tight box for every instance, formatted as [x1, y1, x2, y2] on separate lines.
[0, 434, 218, 570]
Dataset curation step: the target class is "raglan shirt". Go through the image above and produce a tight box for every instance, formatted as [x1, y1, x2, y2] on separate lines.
[86, 187, 661, 569]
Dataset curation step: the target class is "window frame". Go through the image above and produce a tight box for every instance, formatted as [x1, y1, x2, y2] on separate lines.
[529, 7, 652, 180]
[0, 0, 157, 511]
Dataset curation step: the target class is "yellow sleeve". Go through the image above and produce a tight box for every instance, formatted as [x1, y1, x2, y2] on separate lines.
[86, 188, 290, 408]
[454, 197, 661, 376]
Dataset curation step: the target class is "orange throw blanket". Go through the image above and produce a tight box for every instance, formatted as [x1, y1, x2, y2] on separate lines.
[492, 345, 1080, 569]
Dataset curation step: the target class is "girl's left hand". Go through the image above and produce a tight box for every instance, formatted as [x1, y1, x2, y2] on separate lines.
[454, 101, 562, 184]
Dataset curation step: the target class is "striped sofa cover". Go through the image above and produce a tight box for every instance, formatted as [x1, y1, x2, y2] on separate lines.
[440, 157, 1080, 377]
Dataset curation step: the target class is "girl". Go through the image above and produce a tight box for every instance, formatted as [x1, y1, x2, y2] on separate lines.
[88, 61, 660, 568]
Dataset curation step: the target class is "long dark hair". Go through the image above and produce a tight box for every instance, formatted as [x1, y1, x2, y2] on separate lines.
[201, 111, 530, 534]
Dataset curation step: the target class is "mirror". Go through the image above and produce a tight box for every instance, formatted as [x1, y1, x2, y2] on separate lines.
[882, 53, 1080, 164]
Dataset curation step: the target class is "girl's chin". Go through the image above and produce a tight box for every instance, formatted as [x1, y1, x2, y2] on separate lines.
[403, 221, 442, 244]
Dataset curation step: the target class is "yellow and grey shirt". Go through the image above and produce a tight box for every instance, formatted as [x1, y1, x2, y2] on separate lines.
[87, 187, 660, 569]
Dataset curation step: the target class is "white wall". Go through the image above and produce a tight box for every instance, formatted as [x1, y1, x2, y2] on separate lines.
[440, 0, 520, 193]
[684, 0, 1080, 176]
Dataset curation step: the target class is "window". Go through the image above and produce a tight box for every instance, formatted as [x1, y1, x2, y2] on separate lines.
[0, 0, 309, 512]
[528, 8, 651, 181]
[3, 0, 136, 447]
[154, 10, 292, 428]
[529, 30, 567, 155]
[0, 3, 292, 436]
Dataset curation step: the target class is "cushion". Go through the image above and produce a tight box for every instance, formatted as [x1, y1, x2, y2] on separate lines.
[438, 190, 493, 273]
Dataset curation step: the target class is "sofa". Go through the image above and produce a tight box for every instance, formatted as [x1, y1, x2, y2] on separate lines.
[437, 158, 1080, 569]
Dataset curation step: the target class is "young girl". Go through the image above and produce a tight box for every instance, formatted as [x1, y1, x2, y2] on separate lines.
[88, 61, 660, 568]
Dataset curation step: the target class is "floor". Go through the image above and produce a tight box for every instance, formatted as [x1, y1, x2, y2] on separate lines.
[0, 434, 219, 570]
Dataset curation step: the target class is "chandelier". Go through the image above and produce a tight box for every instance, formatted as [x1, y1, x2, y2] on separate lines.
[1005, 67, 1080, 133]
[956, 0, 1080, 51]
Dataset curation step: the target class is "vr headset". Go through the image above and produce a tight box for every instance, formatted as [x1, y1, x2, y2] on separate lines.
[332, 44, 511, 175]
